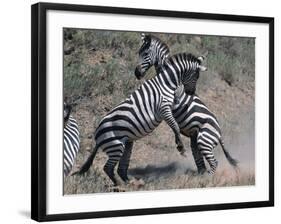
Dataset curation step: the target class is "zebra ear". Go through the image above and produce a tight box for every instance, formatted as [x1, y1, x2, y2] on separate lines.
[141, 33, 146, 42]
[197, 56, 206, 62]
[199, 65, 207, 71]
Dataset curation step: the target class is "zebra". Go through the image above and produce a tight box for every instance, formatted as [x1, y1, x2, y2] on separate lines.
[64, 102, 80, 178]
[75, 53, 207, 186]
[134, 33, 238, 174]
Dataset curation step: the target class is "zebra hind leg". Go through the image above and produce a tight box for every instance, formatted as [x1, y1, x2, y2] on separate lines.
[103, 143, 125, 186]
[190, 134, 207, 174]
[117, 141, 133, 183]
[197, 134, 218, 175]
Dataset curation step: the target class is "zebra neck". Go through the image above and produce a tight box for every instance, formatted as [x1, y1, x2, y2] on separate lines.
[154, 70, 178, 92]
[160, 63, 182, 90]
[154, 55, 168, 72]
[64, 121, 71, 129]
[154, 63, 162, 74]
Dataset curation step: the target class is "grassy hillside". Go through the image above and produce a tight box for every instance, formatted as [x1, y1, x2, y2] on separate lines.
[63, 28, 255, 194]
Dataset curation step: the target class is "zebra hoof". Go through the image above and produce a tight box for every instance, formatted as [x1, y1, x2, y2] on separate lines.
[108, 186, 126, 192]
[207, 170, 215, 175]
[180, 150, 188, 158]
[70, 170, 80, 176]
[198, 169, 207, 175]
[129, 178, 145, 188]
[177, 144, 184, 152]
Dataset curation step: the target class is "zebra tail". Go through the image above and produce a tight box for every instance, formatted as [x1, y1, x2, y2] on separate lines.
[77, 145, 98, 175]
[219, 138, 238, 167]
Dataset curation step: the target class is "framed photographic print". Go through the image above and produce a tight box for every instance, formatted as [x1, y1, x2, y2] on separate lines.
[31, 2, 274, 222]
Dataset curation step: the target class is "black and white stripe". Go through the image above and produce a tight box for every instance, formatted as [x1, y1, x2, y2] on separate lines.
[64, 103, 80, 178]
[76, 53, 206, 185]
[135, 33, 238, 174]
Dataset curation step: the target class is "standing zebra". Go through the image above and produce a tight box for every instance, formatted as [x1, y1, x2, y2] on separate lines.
[76, 53, 207, 186]
[135, 33, 238, 174]
[64, 102, 80, 178]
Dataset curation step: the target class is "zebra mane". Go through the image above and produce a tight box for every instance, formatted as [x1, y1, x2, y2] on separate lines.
[160, 53, 202, 87]
[150, 35, 170, 55]
[139, 34, 170, 55]
[165, 53, 201, 65]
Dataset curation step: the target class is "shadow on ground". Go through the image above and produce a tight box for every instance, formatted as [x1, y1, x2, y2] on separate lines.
[129, 161, 197, 179]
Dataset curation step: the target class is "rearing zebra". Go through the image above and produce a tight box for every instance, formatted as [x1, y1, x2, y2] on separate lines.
[76, 53, 207, 186]
[135, 33, 238, 174]
[64, 102, 80, 178]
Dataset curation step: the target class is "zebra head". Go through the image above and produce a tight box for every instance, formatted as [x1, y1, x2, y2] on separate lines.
[181, 54, 207, 95]
[135, 33, 170, 80]
[64, 102, 72, 124]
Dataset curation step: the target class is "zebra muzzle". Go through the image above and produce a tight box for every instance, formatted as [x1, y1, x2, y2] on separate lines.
[135, 66, 143, 80]
[199, 65, 207, 71]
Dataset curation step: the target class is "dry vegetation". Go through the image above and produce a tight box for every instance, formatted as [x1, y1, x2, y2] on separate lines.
[63, 29, 255, 194]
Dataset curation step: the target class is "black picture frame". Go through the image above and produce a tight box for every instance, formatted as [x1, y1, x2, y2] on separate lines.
[31, 2, 274, 222]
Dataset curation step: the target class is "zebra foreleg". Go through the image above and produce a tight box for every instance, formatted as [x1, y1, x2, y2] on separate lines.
[161, 105, 187, 157]
[174, 84, 184, 105]
[117, 141, 134, 183]
[190, 134, 207, 174]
